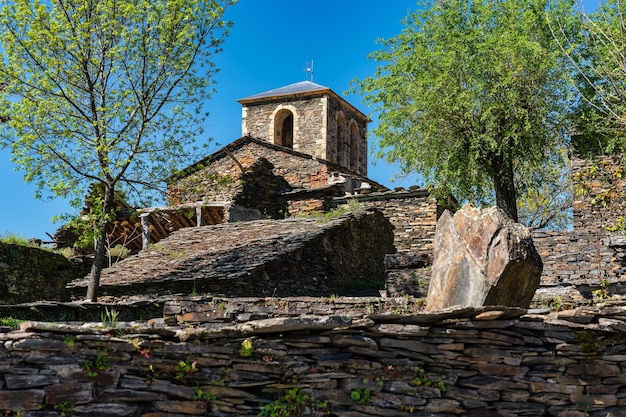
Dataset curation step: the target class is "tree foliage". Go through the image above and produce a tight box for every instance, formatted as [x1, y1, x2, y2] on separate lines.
[356, 0, 575, 223]
[551, 0, 626, 156]
[0, 0, 234, 300]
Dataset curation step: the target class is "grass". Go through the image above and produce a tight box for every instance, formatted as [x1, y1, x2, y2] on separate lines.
[1, 232, 80, 260]
[0, 317, 24, 329]
[0, 232, 35, 247]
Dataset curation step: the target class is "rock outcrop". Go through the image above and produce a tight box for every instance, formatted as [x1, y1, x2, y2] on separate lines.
[426, 204, 542, 310]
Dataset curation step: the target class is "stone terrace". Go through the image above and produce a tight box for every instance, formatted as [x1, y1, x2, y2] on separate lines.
[67, 211, 394, 299]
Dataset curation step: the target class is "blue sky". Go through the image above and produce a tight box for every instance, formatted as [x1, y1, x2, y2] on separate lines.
[0, 0, 419, 241]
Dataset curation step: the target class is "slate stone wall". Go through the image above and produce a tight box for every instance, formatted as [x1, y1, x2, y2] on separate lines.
[530, 155, 626, 304]
[572, 155, 626, 231]
[66, 211, 395, 299]
[2, 300, 626, 416]
[169, 140, 380, 207]
[0, 243, 79, 304]
[532, 229, 625, 304]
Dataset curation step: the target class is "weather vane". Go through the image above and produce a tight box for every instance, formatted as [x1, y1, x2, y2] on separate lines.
[304, 60, 314, 82]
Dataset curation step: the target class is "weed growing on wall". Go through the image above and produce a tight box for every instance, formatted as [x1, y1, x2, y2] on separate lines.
[53, 402, 75, 417]
[175, 359, 198, 380]
[0, 317, 23, 329]
[84, 348, 111, 377]
[258, 388, 330, 417]
[240, 338, 254, 357]
[193, 387, 216, 402]
[100, 307, 119, 329]
[350, 388, 372, 405]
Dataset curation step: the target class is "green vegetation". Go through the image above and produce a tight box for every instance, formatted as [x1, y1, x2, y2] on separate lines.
[63, 334, 76, 348]
[258, 388, 330, 417]
[53, 402, 75, 417]
[0, 0, 235, 301]
[193, 387, 216, 402]
[355, 0, 575, 226]
[175, 359, 198, 380]
[239, 338, 254, 357]
[350, 388, 372, 406]
[0, 233, 33, 247]
[84, 348, 111, 377]
[551, 0, 626, 157]
[100, 307, 119, 329]
[0, 317, 23, 329]
[411, 366, 446, 392]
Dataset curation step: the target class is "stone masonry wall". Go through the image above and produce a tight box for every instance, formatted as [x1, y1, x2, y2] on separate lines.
[572, 155, 626, 231]
[529, 155, 626, 304]
[332, 188, 442, 298]
[325, 96, 368, 176]
[2, 299, 626, 416]
[532, 229, 625, 305]
[241, 94, 368, 176]
[66, 211, 395, 299]
[333, 188, 439, 256]
[170, 140, 382, 206]
[242, 96, 326, 158]
[0, 243, 80, 304]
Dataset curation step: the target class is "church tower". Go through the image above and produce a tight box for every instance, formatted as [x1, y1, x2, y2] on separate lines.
[238, 81, 369, 176]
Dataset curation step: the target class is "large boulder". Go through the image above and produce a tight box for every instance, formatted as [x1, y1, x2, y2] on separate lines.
[426, 204, 542, 311]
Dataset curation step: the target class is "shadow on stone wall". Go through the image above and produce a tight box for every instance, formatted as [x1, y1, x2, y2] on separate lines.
[0, 243, 82, 304]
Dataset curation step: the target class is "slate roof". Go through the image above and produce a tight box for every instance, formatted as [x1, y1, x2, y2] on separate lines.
[238, 81, 330, 102]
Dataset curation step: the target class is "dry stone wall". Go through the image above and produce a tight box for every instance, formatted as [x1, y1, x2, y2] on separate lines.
[2, 299, 626, 416]
[66, 211, 394, 299]
[529, 155, 626, 304]
[333, 188, 439, 256]
[0, 243, 80, 304]
[532, 229, 625, 305]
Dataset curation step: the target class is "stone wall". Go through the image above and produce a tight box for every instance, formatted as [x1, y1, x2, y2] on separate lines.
[240, 92, 368, 176]
[66, 211, 395, 299]
[242, 96, 326, 158]
[572, 155, 626, 231]
[169, 138, 383, 207]
[333, 188, 440, 256]
[0, 243, 80, 304]
[532, 229, 625, 305]
[528, 155, 626, 304]
[2, 298, 626, 416]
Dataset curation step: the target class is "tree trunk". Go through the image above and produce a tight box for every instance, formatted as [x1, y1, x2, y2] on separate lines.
[492, 161, 519, 223]
[85, 182, 116, 302]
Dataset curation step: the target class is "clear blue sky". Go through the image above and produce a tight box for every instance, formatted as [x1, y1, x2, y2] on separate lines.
[0, 0, 419, 241]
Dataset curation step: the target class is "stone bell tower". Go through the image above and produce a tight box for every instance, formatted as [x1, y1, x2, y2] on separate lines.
[238, 81, 369, 176]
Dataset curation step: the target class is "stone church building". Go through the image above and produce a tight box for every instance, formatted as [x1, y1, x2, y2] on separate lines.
[168, 81, 380, 213]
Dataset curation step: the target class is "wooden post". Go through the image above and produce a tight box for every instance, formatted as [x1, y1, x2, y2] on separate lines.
[196, 206, 205, 227]
[140, 213, 150, 250]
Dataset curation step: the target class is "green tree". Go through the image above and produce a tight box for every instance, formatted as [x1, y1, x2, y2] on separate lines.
[551, 0, 626, 156]
[0, 0, 235, 301]
[356, 0, 575, 223]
